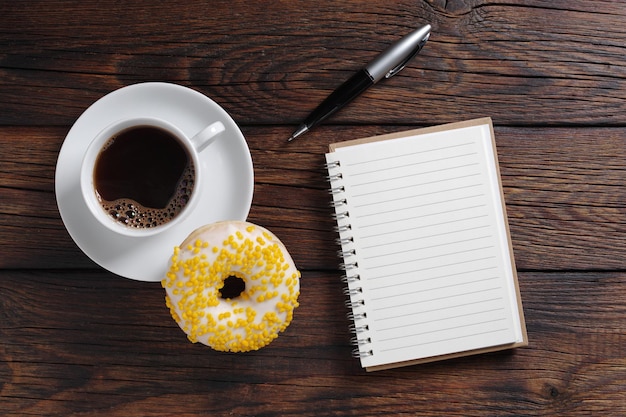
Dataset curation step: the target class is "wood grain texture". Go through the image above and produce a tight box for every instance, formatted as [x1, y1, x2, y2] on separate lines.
[1, 270, 625, 416]
[1, 1, 626, 126]
[2, 125, 626, 271]
[2, 0, 626, 415]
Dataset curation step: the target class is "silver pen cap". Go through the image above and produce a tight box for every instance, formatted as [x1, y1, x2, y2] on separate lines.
[365, 24, 431, 83]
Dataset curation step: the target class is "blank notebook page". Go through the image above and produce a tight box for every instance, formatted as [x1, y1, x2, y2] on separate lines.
[326, 122, 525, 369]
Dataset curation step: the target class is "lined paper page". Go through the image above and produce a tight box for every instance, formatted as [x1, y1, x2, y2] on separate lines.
[326, 122, 523, 369]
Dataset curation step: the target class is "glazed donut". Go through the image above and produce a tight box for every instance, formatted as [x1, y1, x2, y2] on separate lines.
[162, 220, 300, 352]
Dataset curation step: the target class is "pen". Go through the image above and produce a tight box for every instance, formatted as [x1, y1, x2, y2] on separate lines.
[287, 24, 431, 142]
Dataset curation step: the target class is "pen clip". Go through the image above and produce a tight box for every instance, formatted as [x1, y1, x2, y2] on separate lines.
[384, 32, 430, 79]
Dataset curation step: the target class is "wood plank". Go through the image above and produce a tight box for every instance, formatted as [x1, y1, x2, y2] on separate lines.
[2, 2, 626, 126]
[2, 125, 626, 271]
[0, 269, 624, 416]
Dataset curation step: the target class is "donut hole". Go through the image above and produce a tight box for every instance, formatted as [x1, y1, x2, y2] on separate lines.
[219, 275, 246, 300]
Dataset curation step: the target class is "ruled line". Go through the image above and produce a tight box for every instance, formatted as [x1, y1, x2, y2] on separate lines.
[352, 173, 483, 199]
[372, 287, 502, 312]
[358, 204, 488, 229]
[365, 245, 495, 270]
[379, 327, 510, 352]
[361, 225, 490, 250]
[369, 266, 498, 291]
[367, 256, 497, 281]
[377, 307, 506, 331]
[351, 163, 480, 189]
[345, 142, 475, 167]
[364, 235, 493, 260]
[354, 184, 483, 209]
[370, 276, 500, 301]
[349, 152, 479, 177]
[356, 194, 486, 219]
[373, 297, 503, 322]
[360, 215, 489, 241]
[381, 318, 507, 343]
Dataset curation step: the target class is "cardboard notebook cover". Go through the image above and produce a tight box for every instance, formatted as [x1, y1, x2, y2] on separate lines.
[327, 118, 528, 371]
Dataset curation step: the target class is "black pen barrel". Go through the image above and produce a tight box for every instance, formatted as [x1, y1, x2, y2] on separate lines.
[303, 69, 374, 129]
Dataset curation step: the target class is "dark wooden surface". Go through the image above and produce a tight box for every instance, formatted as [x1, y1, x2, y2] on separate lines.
[2, 1, 626, 416]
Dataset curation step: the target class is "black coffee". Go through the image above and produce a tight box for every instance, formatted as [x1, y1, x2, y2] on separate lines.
[93, 125, 194, 229]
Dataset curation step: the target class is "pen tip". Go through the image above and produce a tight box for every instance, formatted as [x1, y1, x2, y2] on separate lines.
[287, 125, 309, 143]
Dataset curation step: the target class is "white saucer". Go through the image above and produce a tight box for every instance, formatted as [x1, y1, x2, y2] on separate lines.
[55, 82, 254, 281]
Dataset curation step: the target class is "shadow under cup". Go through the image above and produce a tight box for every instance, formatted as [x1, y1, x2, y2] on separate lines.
[81, 118, 206, 237]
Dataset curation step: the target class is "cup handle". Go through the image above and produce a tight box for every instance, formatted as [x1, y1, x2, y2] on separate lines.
[190, 121, 225, 152]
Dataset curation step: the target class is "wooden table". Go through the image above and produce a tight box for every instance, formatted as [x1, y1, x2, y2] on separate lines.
[2, 1, 625, 415]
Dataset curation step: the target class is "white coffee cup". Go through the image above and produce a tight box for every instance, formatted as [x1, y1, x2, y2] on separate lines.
[80, 116, 225, 237]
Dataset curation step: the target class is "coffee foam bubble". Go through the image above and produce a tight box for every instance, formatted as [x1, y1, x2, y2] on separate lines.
[98, 163, 195, 229]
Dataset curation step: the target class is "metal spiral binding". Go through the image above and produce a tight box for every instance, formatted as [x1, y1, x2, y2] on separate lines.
[347, 311, 367, 321]
[326, 172, 343, 181]
[350, 335, 371, 346]
[338, 248, 356, 258]
[349, 314, 373, 359]
[339, 261, 358, 271]
[344, 298, 365, 309]
[327, 155, 373, 361]
[348, 323, 369, 334]
[324, 160, 340, 169]
[330, 199, 347, 208]
[352, 348, 374, 359]
[332, 211, 350, 221]
[343, 287, 363, 297]
[336, 236, 353, 245]
[329, 185, 345, 195]
[334, 224, 351, 233]
[340, 274, 360, 283]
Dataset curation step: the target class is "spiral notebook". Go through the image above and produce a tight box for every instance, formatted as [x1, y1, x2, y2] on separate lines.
[325, 118, 527, 371]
